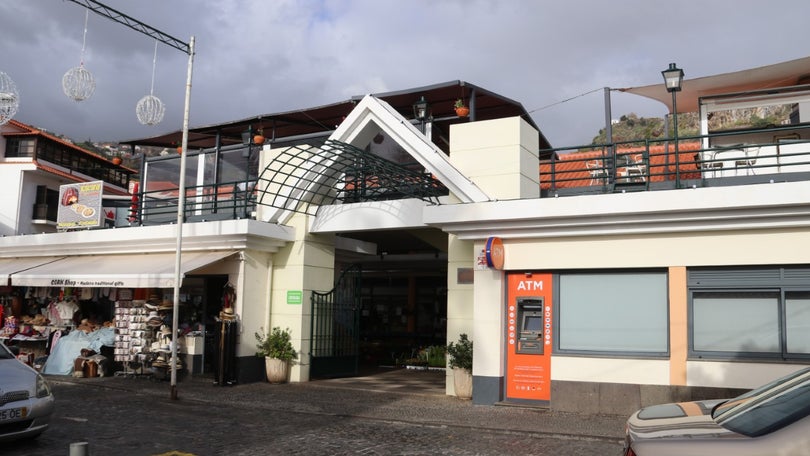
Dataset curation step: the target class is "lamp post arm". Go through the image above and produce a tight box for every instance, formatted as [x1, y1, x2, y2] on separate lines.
[66, 0, 190, 55]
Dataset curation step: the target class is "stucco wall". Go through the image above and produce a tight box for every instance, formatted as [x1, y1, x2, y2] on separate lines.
[270, 213, 335, 382]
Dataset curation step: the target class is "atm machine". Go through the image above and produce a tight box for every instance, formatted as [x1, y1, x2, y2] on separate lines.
[506, 272, 553, 404]
[515, 298, 544, 355]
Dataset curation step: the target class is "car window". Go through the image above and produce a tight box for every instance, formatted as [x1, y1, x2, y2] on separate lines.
[0, 343, 14, 359]
[715, 368, 810, 437]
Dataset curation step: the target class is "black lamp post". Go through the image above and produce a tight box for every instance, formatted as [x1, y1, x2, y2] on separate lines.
[662, 63, 684, 186]
[412, 96, 430, 133]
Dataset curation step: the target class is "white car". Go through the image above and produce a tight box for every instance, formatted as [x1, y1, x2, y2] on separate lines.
[0, 342, 55, 442]
[624, 367, 810, 456]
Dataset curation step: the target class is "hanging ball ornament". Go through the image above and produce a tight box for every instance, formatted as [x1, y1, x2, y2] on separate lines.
[0, 71, 20, 126]
[136, 94, 165, 126]
[62, 65, 95, 102]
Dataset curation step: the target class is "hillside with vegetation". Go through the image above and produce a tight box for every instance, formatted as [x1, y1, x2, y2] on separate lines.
[590, 104, 794, 145]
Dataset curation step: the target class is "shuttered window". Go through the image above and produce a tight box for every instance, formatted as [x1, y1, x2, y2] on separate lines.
[689, 267, 810, 360]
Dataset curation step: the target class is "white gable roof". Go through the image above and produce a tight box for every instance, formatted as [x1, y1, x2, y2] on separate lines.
[267, 95, 490, 225]
[330, 95, 490, 202]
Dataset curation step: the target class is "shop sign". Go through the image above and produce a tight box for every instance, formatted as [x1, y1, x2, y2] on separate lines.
[57, 181, 104, 230]
[485, 236, 505, 270]
[286, 290, 303, 305]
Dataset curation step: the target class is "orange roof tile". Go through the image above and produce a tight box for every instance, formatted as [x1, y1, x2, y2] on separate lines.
[540, 141, 702, 189]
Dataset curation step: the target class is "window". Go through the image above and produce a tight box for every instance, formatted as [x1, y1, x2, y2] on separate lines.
[5, 138, 35, 157]
[786, 292, 810, 354]
[692, 291, 780, 354]
[556, 271, 668, 355]
[689, 268, 810, 360]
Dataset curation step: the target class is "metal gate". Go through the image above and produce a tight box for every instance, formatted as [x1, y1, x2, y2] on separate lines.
[309, 264, 361, 378]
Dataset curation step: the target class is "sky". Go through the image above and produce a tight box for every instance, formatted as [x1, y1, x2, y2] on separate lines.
[1, 0, 809, 148]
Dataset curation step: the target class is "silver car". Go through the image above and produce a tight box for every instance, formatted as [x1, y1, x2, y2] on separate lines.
[624, 367, 810, 456]
[0, 342, 55, 442]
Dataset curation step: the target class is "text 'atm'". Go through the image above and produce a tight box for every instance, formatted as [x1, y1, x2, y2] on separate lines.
[515, 297, 544, 355]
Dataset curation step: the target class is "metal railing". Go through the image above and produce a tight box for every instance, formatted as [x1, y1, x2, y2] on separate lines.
[133, 180, 256, 225]
[540, 124, 810, 196]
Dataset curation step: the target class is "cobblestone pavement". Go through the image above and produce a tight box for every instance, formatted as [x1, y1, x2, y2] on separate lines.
[4, 370, 626, 456]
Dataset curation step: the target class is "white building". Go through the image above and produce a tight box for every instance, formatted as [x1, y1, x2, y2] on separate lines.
[2, 61, 810, 414]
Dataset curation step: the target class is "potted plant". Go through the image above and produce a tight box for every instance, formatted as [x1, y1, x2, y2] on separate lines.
[447, 333, 473, 399]
[454, 99, 470, 118]
[255, 326, 298, 383]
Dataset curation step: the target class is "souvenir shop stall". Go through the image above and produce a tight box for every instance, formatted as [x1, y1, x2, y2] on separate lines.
[0, 279, 226, 379]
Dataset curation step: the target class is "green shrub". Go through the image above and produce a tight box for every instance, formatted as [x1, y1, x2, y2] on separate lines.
[447, 334, 473, 372]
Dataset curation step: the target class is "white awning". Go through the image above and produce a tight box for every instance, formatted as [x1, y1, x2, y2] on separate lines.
[10, 251, 236, 288]
[0, 257, 65, 286]
[618, 56, 810, 114]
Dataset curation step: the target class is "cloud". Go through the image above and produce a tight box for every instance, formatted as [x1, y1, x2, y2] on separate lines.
[1, 0, 809, 148]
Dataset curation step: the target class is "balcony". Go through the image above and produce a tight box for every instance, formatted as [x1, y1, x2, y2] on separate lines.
[540, 123, 810, 197]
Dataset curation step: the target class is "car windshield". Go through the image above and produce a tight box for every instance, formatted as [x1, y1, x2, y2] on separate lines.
[713, 367, 810, 437]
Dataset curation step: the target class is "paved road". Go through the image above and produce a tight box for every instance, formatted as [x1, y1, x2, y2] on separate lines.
[5, 373, 626, 456]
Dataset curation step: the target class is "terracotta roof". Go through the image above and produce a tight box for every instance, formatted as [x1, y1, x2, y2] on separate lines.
[5, 119, 136, 171]
[540, 141, 702, 189]
[34, 161, 129, 196]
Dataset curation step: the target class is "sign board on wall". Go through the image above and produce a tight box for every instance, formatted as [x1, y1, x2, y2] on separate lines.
[287, 290, 303, 305]
[57, 181, 104, 230]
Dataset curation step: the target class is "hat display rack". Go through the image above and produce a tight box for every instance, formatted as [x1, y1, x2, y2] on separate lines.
[62, 10, 96, 102]
[135, 40, 165, 126]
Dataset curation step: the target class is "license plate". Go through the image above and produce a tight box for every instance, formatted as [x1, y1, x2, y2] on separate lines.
[0, 407, 28, 421]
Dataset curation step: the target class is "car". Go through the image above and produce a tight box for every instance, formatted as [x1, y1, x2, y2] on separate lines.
[0, 342, 55, 442]
[624, 366, 810, 456]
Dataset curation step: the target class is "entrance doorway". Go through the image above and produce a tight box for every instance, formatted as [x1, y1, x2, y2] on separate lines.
[312, 228, 448, 379]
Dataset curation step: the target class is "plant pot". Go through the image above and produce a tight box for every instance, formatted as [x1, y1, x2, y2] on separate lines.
[452, 367, 472, 399]
[455, 106, 470, 118]
[111, 157, 122, 165]
[265, 356, 289, 383]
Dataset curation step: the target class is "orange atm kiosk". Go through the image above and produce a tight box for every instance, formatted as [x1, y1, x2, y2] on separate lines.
[506, 272, 552, 404]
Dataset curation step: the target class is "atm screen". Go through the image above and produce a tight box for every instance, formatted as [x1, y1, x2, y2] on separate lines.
[524, 315, 542, 332]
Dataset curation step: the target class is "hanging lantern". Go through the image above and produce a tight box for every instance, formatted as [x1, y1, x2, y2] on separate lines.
[62, 65, 96, 102]
[63, 11, 95, 102]
[136, 94, 165, 126]
[253, 134, 265, 145]
[0, 71, 19, 126]
[136, 41, 165, 126]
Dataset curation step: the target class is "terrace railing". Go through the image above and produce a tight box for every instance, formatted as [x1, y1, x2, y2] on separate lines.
[540, 124, 810, 197]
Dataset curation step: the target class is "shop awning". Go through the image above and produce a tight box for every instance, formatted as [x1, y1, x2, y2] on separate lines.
[0, 257, 66, 286]
[9, 251, 236, 288]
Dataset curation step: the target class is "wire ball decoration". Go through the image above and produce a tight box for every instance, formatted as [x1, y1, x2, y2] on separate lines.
[63, 10, 95, 102]
[62, 65, 96, 102]
[136, 40, 165, 126]
[0, 71, 20, 126]
[136, 94, 165, 125]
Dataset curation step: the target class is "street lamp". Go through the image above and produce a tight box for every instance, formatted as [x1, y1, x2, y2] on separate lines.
[412, 96, 431, 134]
[67, 0, 195, 401]
[412, 95, 429, 121]
[662, 63, 684, 186]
